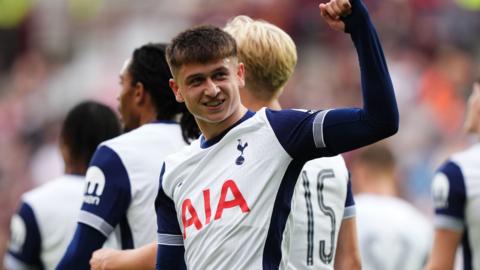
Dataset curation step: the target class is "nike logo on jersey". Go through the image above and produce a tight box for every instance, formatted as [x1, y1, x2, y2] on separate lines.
[235, 139, 248, 165]
[84, 166, 106, 205]
[181, 179, 250, 239]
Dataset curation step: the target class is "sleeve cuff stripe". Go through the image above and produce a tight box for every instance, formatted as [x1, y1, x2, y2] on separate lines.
[343, 206, 356, 219]
[157, 233, 183, 246]
[434, 215, 464, 232]
[313, 110, 330, 148]
[78, 210, 114, 237]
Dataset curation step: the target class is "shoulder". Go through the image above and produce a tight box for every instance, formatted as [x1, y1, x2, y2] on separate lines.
[23, 175, 82, 205]
[449, 144, 480, 177]
[303, 155, 346, 170]
[101, 124, 186, 160]
[302, 155, 348, 179]
[162, 140, 201, 179]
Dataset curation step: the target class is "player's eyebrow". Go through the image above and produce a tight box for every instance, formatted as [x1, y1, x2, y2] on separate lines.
[185, 66, 230, 85]
[185, 73, 205, 85]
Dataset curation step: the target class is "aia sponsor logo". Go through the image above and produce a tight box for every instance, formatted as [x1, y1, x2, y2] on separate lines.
[181, 179, 250, 239]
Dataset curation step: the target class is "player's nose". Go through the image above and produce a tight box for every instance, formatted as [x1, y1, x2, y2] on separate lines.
[204, 78, 220, 97]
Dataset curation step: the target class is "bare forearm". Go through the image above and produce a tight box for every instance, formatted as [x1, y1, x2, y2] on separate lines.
[334, 218, 362, 270]
[425, 229, 462, 270]
[90, 242, 157, 270]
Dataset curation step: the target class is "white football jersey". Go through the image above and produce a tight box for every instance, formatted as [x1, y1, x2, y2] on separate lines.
[156, 108, 352, 269]
[4, 175, 118, 270]
[432, 143, 480, 269]
[281, 155, 355, 270]
[355, 194, 432, 270]
[79, 121, 187, 249]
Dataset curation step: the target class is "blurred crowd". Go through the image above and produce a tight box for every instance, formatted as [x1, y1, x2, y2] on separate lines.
[1, 0, 479, 265]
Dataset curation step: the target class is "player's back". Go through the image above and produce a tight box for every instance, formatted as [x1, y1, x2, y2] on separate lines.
[281, 155, 353, 270]
[5, 175, 118, 269]
[433, 143, 480, 269]
[355, 194, 432, 270]
[80, 121, 187, 248]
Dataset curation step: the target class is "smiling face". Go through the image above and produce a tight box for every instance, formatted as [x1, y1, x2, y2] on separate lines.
[169, 57, 247, 138]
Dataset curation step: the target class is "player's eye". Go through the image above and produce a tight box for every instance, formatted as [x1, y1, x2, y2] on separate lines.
[213, 72, 227, 81]
[188, 77, 204, 87]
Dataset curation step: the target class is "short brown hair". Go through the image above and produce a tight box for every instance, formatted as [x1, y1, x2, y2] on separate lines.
[166, 25, 237, 76]
[354, 143, 396, 173]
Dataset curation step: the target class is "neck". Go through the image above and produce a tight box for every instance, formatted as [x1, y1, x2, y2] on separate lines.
[64, 163, 87, 176]
[241, 87, 282, 111]
[138, 103, 158, 126]
[199, 105, 248, 140]
[357, 175, 397, 197]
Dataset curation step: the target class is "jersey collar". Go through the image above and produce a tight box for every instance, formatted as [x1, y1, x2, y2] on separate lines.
[200, 110, 255, 149]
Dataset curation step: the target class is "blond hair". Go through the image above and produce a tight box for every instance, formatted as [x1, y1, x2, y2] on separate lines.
[224, 15, 297, 101]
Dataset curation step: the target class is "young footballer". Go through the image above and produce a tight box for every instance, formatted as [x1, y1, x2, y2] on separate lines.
[155, 0, 398, 268]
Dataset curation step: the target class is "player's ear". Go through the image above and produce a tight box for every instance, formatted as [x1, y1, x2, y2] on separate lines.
[236, 62, 245, 88]
[133, 82, 146, 104]
[170, 78, 184, 103]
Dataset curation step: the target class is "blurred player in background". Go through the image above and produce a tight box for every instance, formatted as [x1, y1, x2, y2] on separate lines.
[3, 101, 121, 270]
[88, 14, 361, 270]
[57, 43, 199, 269]
[155, 0, 398, 268]
[426, 80, 480, 270]
[351, 143, 432, 270]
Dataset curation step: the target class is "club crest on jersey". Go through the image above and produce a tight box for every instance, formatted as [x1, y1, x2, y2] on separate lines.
[235, 139, 248, 165]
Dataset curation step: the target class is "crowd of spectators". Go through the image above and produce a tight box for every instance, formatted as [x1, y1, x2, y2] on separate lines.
[1, 0, 479, 264]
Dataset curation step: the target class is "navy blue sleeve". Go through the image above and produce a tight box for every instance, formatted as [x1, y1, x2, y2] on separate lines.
[155, 164, 186, 269]
[156, 246, 187, 270]
[343, 178, 356, 219]
[323, 0, 399, 153]
[56, 223, 107, 270]
[78, 145, 131, 238]
[57, 146, 131, 268]
[431, 160, 466, 232]
[344, 179, 355, 208]
[267, 0, 398, 159]
[5, 202, 43, 270]
[266, 109, 330, 160]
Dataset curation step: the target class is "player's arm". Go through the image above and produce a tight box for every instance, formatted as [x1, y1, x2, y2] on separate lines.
[267, 0, 398, 160]
[155, 164, 186, 270]
[425, 229, 462, 270]
[57, 146, 132, 270]
[90, 242, 157, 270]
[4, 202, 43, 270]
[425, 161, 466, 270]
[334, 181, 361, 270]
[322, 0, 399, 153]
[335, 218, 361, 270]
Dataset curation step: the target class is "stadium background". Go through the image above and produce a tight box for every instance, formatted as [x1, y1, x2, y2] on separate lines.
[0, 0, 479, 266]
